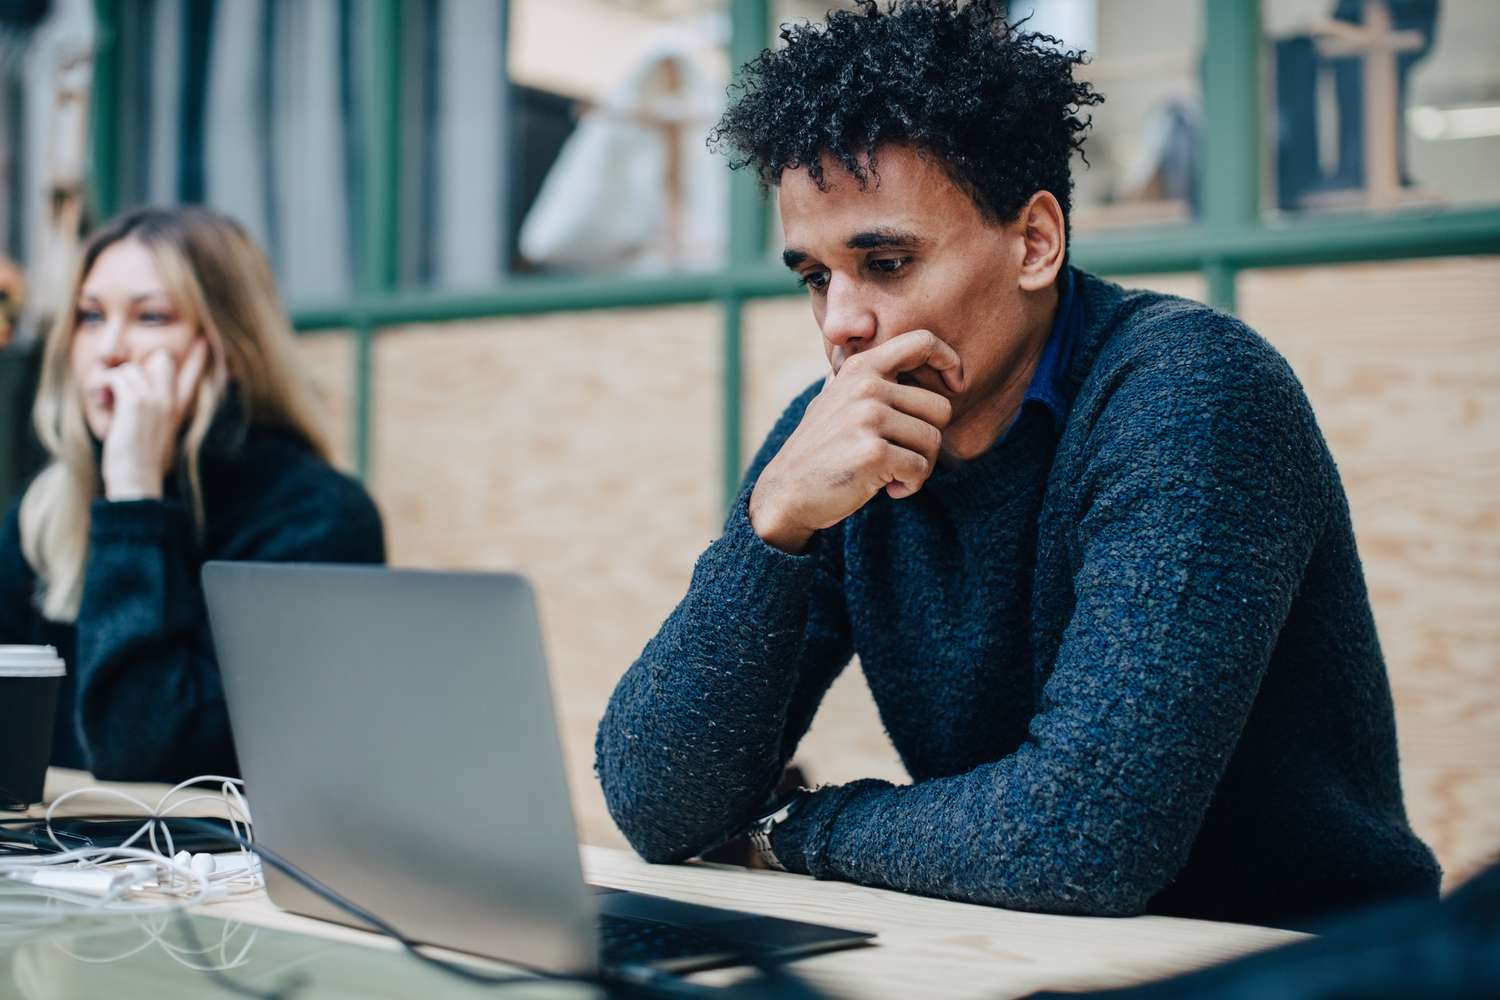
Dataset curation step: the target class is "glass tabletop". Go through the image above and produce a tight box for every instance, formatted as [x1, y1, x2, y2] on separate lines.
[0, 906, 603, 1000]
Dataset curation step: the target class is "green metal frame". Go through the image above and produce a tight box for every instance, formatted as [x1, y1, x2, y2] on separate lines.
[88, 0, 1500, 499]
[289, 204, 1500, 329]
[88, 0, 121, 222]
[353, 0, 404, 482]
[721, 0, 772, 507]
[1200, 0, 1262, 311]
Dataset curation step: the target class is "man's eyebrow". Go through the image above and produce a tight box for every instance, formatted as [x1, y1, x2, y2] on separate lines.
[782, 229, 926, 269]
[847, 228, 926, 250]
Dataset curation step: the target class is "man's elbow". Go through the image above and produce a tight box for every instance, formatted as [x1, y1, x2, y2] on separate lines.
[607, 797, 713, 866]
[598, 767, 732, 865]
[595, 715, 761, 866]
[629, 833, 697, 866]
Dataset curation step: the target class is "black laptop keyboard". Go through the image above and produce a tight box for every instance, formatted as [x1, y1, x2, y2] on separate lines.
[598, 914, 738, 966]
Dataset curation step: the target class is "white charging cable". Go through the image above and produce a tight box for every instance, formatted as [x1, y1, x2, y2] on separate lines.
[0, 774, 264, 921]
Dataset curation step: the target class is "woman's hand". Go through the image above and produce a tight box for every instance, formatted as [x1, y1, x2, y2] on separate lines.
[101, 339, 210, 501]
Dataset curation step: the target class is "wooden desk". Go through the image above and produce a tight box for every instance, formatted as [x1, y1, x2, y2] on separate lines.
[9, 770, 1305, 998]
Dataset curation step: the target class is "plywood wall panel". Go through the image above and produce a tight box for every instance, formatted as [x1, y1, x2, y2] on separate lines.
[370, 305, 721, 846]
[293, 331, 357, 473]
[1240, 257, 1500, 886]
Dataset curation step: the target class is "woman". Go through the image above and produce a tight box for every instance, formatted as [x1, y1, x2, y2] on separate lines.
[0, 206, 385, 781]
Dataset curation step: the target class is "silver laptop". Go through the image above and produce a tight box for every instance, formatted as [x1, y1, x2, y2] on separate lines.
[202, 562, 872, 977]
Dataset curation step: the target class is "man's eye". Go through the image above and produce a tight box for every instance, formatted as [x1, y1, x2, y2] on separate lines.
[870, 257, 912, 275]
[798, 270, 830, 291]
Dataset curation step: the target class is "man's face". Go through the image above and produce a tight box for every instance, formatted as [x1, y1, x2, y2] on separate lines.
[779, 145, 1042, 441]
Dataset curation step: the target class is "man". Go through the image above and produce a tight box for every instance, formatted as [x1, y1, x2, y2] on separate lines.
[596, 0, 1439, 929]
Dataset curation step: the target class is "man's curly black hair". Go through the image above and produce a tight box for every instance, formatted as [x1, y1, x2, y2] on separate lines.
[709, 0, 1102, 241]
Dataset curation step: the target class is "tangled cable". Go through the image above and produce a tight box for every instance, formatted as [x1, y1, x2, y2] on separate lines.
[0, 775, 263, 921]
[2, 777, 829, 998]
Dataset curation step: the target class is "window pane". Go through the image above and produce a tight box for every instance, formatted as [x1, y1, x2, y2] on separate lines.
[773, 2, 1203, 237]
[459, 0, 731, 285]
[395, 0, 510, 288]
[102, 0, 364, 305]
[1057, 0, 1203, 233]
[1265, 0, 1500, 216]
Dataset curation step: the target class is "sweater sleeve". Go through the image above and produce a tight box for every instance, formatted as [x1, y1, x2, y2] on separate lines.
[72, 473, 385, 781]
[767, 326, 1334, 915]
[0, 502, 37, 644]
[596, 381, 854, 863]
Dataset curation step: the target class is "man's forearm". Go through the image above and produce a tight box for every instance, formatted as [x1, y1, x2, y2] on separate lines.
[596, 497, 842, 862]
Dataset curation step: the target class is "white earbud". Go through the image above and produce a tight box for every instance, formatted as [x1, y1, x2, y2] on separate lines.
[190, 853, 217, 878]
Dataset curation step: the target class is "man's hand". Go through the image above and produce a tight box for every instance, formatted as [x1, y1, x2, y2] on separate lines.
[101, 340, 209, 501]
[749, 329, 962, 553]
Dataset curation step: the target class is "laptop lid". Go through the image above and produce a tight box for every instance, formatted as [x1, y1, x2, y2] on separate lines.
[202, 562, 598, 974]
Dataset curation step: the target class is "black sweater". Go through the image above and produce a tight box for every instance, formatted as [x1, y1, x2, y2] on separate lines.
[597, 271, 1441, 929]
[0, 420, 385, 781]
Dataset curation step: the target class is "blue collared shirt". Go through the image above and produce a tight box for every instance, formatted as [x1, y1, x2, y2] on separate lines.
[1002, 265, 1083, 443]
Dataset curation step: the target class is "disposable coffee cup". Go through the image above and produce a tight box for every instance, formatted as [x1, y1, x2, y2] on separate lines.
[0, 645, 66, 809]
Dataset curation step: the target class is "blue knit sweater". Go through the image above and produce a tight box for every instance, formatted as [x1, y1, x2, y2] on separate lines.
[597, 270, 1441, 929]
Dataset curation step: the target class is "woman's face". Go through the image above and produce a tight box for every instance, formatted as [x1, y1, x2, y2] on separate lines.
[70, 239, 201, 440]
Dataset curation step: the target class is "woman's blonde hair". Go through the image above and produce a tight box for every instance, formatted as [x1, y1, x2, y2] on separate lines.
[20, 206, 331, 622]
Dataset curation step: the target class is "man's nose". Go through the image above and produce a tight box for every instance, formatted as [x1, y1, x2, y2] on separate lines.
[821, 276, 877, 360]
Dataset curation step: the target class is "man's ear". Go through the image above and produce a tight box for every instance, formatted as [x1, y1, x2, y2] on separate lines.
[1015, 191, 1066, 293]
